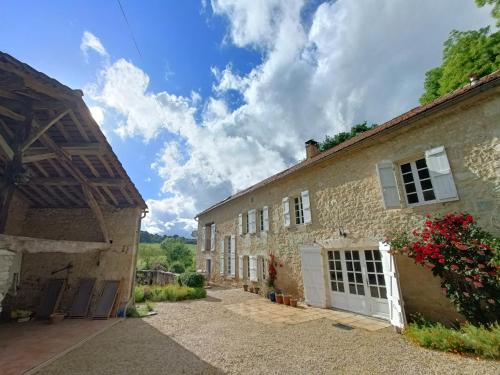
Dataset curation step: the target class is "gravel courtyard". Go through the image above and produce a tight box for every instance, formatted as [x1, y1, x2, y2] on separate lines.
[38, 288, 499, 375]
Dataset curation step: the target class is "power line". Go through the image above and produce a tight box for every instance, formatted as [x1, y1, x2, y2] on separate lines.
[116, 0, 143, 60]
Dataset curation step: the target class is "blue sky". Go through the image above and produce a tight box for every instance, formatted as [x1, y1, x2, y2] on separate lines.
[0, 1, 495, 236]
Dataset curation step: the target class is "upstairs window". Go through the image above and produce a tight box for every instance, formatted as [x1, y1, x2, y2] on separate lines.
[259, 209, 265, 231]
[400, 158, 435, 205]
[294, 196, 304, 224]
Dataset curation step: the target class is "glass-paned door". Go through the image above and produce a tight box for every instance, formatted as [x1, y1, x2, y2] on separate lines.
[327, 249, 389, 319]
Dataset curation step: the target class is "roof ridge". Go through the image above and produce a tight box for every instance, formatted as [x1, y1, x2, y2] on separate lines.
[196, 69, 500, 218]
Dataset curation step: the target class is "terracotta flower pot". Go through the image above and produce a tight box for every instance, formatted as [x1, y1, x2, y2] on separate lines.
[283, 295, 291, 306]
[276, 294, 284, 304]
[290, 298, 298, 308]
[243, 284, 248, 292]
[254, 287, 260, 294]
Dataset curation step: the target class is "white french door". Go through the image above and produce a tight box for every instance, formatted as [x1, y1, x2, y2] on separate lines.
[327, 249, 389, 319]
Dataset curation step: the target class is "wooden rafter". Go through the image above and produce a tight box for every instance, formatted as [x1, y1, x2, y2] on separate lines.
[68, 110, 90, 141]
[22, 151, 56, 163]
[0, 127, 13, 160]
[82, 185, 109, 243]
[31, 126, 111, 242]
[23, 142, 104, 157]
[22, 109, 70, 151]
[26, 177, 125, 187]
[0, 105, 25, 121]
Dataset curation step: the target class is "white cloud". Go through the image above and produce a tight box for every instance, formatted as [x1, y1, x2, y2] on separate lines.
[85, 1, 494, 236]
[80, 31, 108, 58]
[89, 106, 105, 125]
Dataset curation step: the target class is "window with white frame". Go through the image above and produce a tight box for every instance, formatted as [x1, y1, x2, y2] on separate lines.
[377, 146, 458, 209]
[259, 209, 264, 231]
[294, 196, 304, 224]
[400, 158, 435, 205]
[245, 212, 250, 233]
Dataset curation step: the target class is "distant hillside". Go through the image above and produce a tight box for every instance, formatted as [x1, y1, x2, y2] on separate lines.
[139, 230, 196, 244]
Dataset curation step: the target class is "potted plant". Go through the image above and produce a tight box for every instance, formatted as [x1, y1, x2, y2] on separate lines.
[243, 284, 248, 292]
[283, 294, 291, 306]
[267, 287, 276, 302]
[11, 309, 32, 323]
[276, 293, 284, 304]
[254, 286, 260, 294]
[249, 285, 254, 293]
[290, 298, 298, 308]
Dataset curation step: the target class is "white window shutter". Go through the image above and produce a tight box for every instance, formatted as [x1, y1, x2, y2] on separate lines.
[376, 161, 401, 209]
[248, 209, 256, 234]
[301, 190, 312, 224]
[230, 235, 236, 278]
[238, 213, 243, 235]
[210, 224, 216, 252]
[282, 197, 290, 227]
[425, 146, 458, 202]
[239, 255, 244, 279]
[249, 256, 258, 282]
[219, 239, 225, 275]
[300, 245, 327, 307]
[379, 242, 406, 330]
[263, 206, 269, 231]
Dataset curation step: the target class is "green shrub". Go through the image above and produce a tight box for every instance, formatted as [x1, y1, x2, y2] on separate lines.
[134, 284, 206, 303]
[134, 287, 145, 303]
[170, 261, 185, 274]
[406, 322, 500, 359]
[179, 272, 205, 288]
[145, 300, 154, 312]
[187, 287, 207, 299]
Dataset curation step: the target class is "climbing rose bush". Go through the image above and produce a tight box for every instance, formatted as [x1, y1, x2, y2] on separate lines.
[267, 254, 277, 288]
[386, 213, 499, 324]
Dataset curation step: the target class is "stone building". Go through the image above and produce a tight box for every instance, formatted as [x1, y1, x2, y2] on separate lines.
[0, 52, 147, 316]
[196, 70, 500, 329]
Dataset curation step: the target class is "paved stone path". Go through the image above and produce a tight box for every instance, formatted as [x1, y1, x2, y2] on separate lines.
[225, 298, 391, 331]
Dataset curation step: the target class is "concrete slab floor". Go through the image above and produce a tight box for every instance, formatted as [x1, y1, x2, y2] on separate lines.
[224, 298, 391, 330]
[0, 318, 120, 375]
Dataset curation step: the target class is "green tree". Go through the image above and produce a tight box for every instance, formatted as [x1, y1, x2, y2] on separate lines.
[476, 0, 500, 26]
[160, 237, 194, 270]
[420, 27, 500, 104]
[319, 121, 377, 152]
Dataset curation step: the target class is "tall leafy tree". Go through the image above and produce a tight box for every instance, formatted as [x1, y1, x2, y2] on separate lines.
[420, 27, 500, 104]
[160, 237, 194, 271]
[319, 122, 377, 152]
[476, 0, 500, 26]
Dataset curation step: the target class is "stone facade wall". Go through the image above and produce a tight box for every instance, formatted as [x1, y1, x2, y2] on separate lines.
[2, 206, 141, 314]
[197, 88, 500, 323]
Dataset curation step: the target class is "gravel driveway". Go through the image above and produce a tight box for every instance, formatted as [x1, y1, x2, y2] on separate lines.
[37, 288, 499, 375]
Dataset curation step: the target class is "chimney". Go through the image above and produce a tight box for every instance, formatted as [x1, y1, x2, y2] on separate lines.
[305, 139, 320, 159]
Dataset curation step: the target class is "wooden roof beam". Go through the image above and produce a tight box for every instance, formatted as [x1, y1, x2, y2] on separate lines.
[27, 177, 125, 187]
[23, 142, 104, 157]
[0, 129, 14, 160]
[0, 105, 25, 122]
[21, 109, 70, 151]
